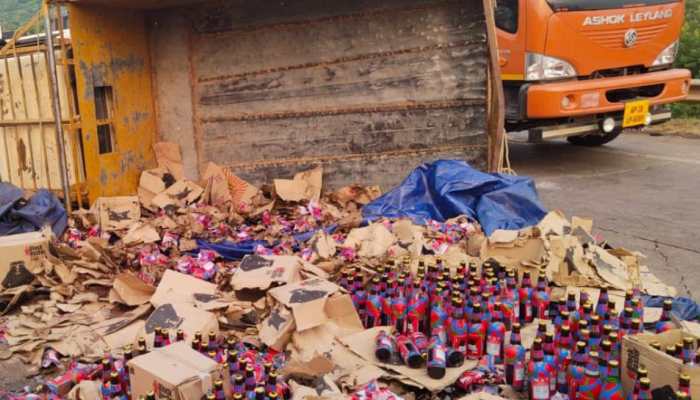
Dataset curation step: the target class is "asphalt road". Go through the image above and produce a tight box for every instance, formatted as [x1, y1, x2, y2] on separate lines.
[509, 132, 700, 301]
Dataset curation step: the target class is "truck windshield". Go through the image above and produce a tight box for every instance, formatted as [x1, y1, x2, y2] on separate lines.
[546, 0, 678, 12]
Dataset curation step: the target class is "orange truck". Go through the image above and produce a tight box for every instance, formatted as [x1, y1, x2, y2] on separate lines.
[495, 0, 692, 145]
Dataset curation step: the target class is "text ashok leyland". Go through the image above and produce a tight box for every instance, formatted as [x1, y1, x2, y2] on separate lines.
[583, 9, 674, 26]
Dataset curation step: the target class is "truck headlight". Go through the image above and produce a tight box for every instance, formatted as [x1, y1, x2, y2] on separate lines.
[652, 41, 679, 66]
[525, 53, 577, 81]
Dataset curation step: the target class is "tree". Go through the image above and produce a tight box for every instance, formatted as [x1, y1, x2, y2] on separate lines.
[0, 0, 41, 32]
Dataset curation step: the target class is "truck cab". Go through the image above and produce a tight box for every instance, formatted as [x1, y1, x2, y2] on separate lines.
[495, 0, 692, 145]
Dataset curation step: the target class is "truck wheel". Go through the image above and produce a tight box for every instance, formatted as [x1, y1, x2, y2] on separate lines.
[567, 127, 623, 146]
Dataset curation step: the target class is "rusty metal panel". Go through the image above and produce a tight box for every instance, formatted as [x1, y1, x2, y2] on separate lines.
[187, 0, 490, 189]
[69, 4, 157, 202]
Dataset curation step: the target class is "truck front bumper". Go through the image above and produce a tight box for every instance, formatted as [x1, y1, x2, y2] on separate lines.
[524, 69, 691, 119]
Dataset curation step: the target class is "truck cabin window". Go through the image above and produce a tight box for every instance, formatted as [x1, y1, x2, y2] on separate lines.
[495, 0, 518, 34]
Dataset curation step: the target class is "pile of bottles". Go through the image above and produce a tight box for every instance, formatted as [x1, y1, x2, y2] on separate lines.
[96, 327, 290, 400]
[340, 257, 693, 399]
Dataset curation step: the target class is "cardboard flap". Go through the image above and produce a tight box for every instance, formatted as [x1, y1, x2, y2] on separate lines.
[151, 270, 217, 307]
[274, 167, 322, 202]
[268, 278, 340, 307]
[95, 196, 140, 231]
[230, 255, 303, 291]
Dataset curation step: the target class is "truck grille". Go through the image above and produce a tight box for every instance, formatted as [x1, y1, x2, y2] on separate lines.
[582, 24, 668, 49]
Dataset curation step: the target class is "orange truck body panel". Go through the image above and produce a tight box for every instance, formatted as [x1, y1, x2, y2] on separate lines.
[498, 0, 691, 121]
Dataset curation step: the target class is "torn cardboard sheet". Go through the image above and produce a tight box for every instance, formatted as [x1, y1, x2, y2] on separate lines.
[537, 211, 571, 237]
[259, 306, 296, 351]
[230, 254, 303, 291]
[150, 270, 217, 307]
[121, 223, 160, 246]
[151, 180, 204, 209]
[330, 185, 381, 207]
[94, 197, 140, 231]
[138, 167, 172, 210]
[153, 142, 185, 181]
[202, 162, 232, 206]
[339, 327, 477, 392]
[268, 278, 341, 332]
[274, 167, 323, 202]
[343, 223, 397, 258]
[589, 245, 633, 291]
[310, 231, 337, 260]
[111, 273, 155, 306]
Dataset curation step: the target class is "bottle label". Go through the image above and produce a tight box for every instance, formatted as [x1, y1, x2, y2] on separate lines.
[487, 340, 500, 356]
[558, 371, 567, 386]
[533, 380, 549, 399]
[514, 365, 525, 382]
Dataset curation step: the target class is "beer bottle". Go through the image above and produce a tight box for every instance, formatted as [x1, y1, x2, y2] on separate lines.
[208, 331, 218, 351]
[214, 379, 226, 400]
[505, 323, 526, 391]
[486, 307, 506, 364]
[568, 341, 588, 399]
[101, 358, 112, 383]
[528, 338, 554, 400]
[656, 299, 674, 333]
[145, 391, 156, 400]
[266, 371, 279, 395]
[263, 361, 273, 379]
[597, 287, 610, 317]
[254, 386, 266, 400]
[396, 334, 423, 368]
[109, 371, 124, 397]
[153, 326, 163, 348]
[137, 336, 147, 353]
[467, 303, 486, 359]
[600, 360, 624, 400]
[575, 351, 602, 400]
[233, 393, 244, 400]
[629, 367, 648, 400]
[556, 326, 573, 394]
[637, 377, 652, 400]
[233, 374, 245, 394]
[228, 350, 239, 375]
[161, 329, 171, 347]
[244, 365, 256, 391]
[679, 373, 691, 395]
[176, 329, 185, 342]
[650, 341, 662, 351]
[427, 335, 447, 379]
[683, 337, 695, 364]
[206, 394, 215, 400]
[676, 392, 690, 400]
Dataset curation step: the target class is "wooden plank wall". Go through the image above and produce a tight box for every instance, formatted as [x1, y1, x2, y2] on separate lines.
[0, 51, 80, 191]
[188, 0, 489, 189]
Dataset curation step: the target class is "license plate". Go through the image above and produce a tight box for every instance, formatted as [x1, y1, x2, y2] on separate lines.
[622, 99, 650, 128]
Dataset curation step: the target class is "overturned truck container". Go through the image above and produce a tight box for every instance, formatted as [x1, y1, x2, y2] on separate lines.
[51, 0, 503, 201]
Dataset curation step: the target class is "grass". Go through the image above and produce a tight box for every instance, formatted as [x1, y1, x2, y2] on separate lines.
[638, 118, 700, 138]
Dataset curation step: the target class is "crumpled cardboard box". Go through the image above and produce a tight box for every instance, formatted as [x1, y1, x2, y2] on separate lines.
[0, 228, 50, 290]
[622, 329, 700, 399]
[128, 342, 230, 400]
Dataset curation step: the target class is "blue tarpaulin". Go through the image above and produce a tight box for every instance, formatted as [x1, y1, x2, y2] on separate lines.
[0, 183, 67, 237]
[362, 160, 547, 235]
[643, 295, 700, 321]
[196, 225, 338, 261]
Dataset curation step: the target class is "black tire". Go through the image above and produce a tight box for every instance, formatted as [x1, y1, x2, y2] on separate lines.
[567, 127, 623, 146]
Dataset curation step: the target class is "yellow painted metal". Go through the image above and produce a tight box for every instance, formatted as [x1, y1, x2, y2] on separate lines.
[68, 4, 157, 202]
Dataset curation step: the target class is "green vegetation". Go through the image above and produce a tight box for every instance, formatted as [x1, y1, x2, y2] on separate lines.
[0, 0, 41, 32]
[673, 0, 700, 117]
